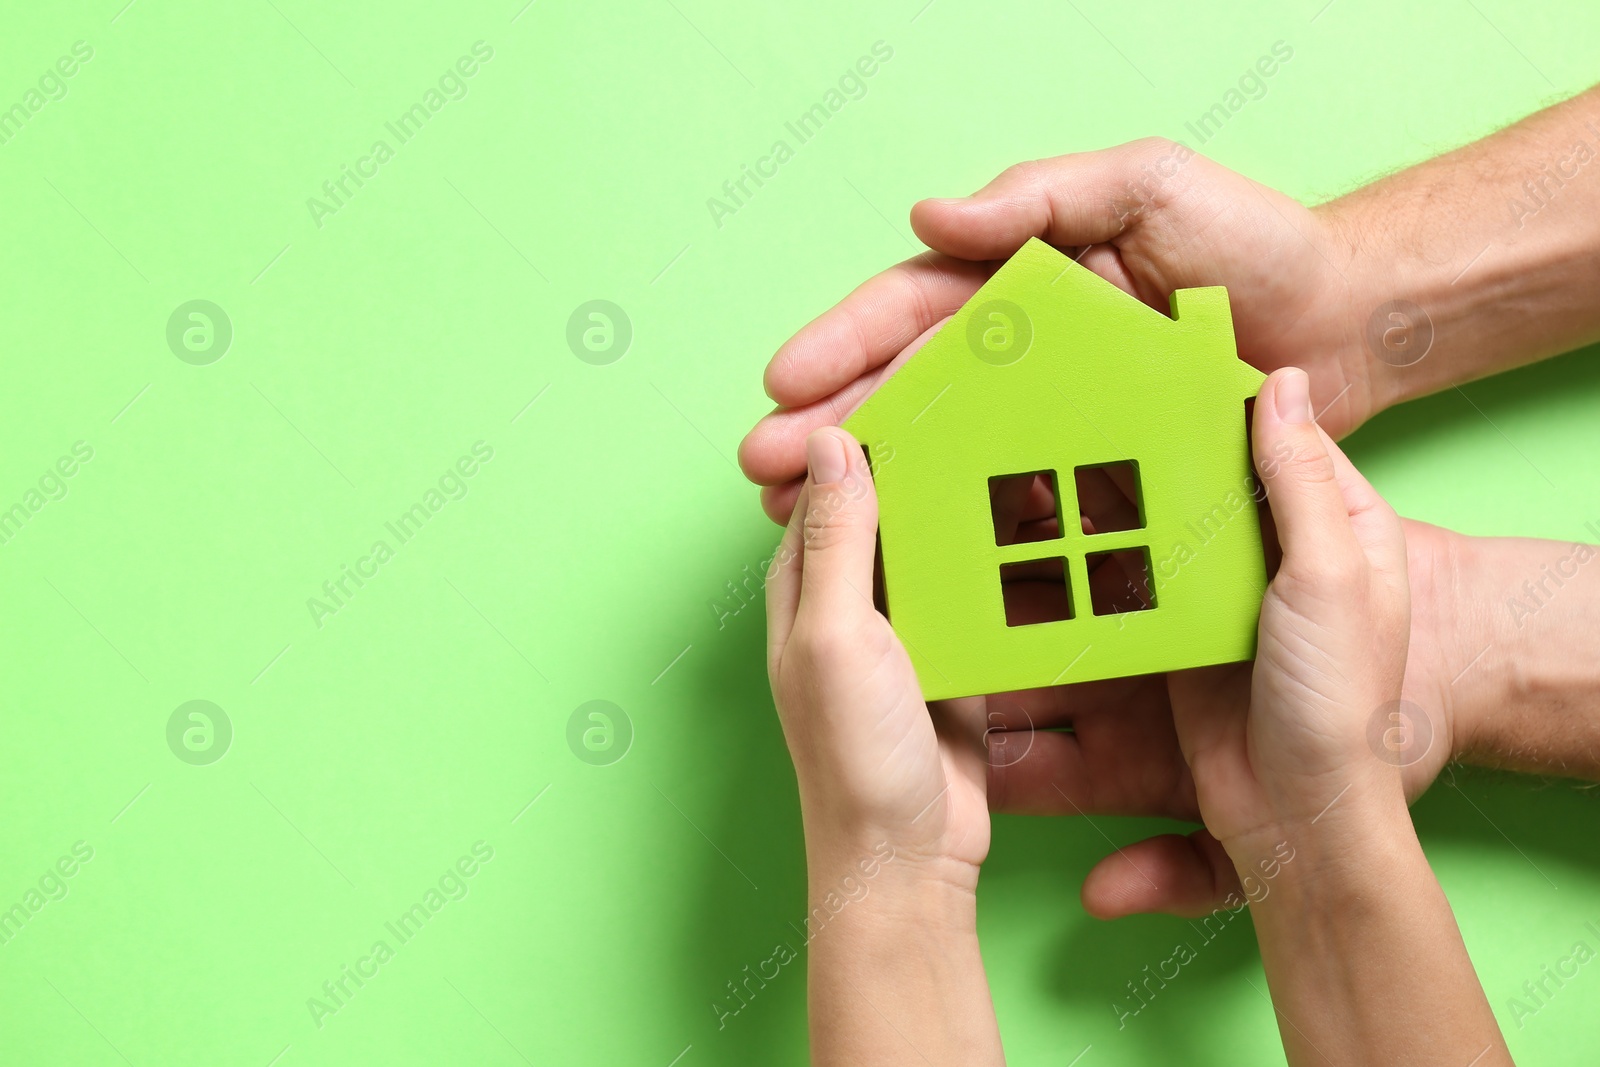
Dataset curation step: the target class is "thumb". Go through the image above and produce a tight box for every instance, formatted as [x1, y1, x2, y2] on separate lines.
[1081, 830, 1242, 920]
[1253, 368, 1361, 582]
[909, 139, 1199, 261]
[796, 428, 879, 622]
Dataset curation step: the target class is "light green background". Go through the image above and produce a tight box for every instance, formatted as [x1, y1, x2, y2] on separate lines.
[1, 0, 1597, 1063]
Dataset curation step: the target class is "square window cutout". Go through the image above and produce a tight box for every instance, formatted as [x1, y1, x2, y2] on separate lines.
[1000, 558, 1073, 627]
[1074, 461, 1144, 534]
[1086, 547, 1157, 616]
[989, 470, 1062, 546]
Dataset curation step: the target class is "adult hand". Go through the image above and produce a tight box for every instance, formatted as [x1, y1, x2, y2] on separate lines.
[740, 139, 1370, 525]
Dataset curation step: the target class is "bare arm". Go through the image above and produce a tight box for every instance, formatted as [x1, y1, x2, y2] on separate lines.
[1413, 526, 1600, 779]
[804, 848, 1001, 1066]
[1323, 85, 1600, 413]
[1171, 371, 1509, 1066]
[766, 433, 1005, 1066]
[1241, 810, 1510, 1067]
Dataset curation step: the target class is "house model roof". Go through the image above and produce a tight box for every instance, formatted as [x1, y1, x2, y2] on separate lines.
[844, 237, 1268, 701]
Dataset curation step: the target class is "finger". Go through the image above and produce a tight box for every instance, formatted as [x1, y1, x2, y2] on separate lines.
[740, 318, 946, 489]
[1075, 243, 1140, 300]
[1017, 473, 1062, 538]
[986, 726, 1197, 821]
[764, 481, 810, 663]
[1253, 367, 1362, 583]
[909, 140, 1188, 262]
[1317, 424, 1407, 583]
[989, 472, 1061, 543]
[981, 675, 1143, 731]
[996, 516, 1146, 627]
[931, 696, 992, 787]
[1085, 539, 1157, 613]
[760, 478, 804, 525]
[986, 677, 1195, 819]
[1081, 831, 1242, 920]
[1074, 465, 1141, 538]
[988, 472, 1036, 546]
[763, 253, 992, 408]
[795, 428, 879, 622]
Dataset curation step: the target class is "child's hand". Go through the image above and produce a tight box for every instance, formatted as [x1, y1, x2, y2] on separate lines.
[1170, 367, 1412, 871]
[1155, 369, 1510, 1067]
[766, 428, 989, 886]
[768, 429, 1006, 1065]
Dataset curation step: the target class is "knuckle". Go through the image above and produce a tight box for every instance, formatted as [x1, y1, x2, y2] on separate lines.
[1286, 553, 1366, 598]
[788, 621, 845, 665]
[1126, 135, 1179, 159]
[1323, 555, 1368, 593]
[1267, 439, 1337, 486]
[801, 519, 853, 555]
[998, 158, 1048, 193]
[789, 616, 884, 670]
[801, 479, 873, 539]
[1118, 137, 1201, 207]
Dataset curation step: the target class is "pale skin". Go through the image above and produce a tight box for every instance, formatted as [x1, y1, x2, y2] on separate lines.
[753, 87, 1600, 1062]
[771, 371, 1508, 1064]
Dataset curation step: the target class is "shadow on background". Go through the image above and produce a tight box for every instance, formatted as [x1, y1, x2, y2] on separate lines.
[1418, 766, 1600, 876]
[664, 342, 1600, 1065]
[661, 540, 812, 1067]
[1341, 339, 1600, 489]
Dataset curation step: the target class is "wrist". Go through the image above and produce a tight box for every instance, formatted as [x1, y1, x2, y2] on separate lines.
[1241, 826, 1436, 989]
[1315, 90, 1600, 415]
[1402, 520, 1480, 764]
[805, 843, 980, 947]
[806, 831, 981, 902]
[1307, 198, 1394, 423]
[796, 779, 989, 894]
[1292, 201, 1384, 432]
[802, 842, 1002, 1065]
[1220, 770, 1415, 900]
[1315, 195, 1426, 415]
[1439, 533, 1600, 777]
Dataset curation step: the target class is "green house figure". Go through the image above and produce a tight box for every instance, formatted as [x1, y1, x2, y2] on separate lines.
[844, 238, 1268, 702]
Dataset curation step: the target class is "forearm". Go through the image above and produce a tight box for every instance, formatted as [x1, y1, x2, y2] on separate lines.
[1421, 527, 1600, 778]
[1319, 85, 1600, 414]
[1237, 797, 1509, 1066]
[804, 844, 1003, 1067]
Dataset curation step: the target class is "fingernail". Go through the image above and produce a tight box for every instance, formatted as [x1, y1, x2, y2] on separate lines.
[807, 430, 848, 485]
[1276, 369, 1312, 425]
